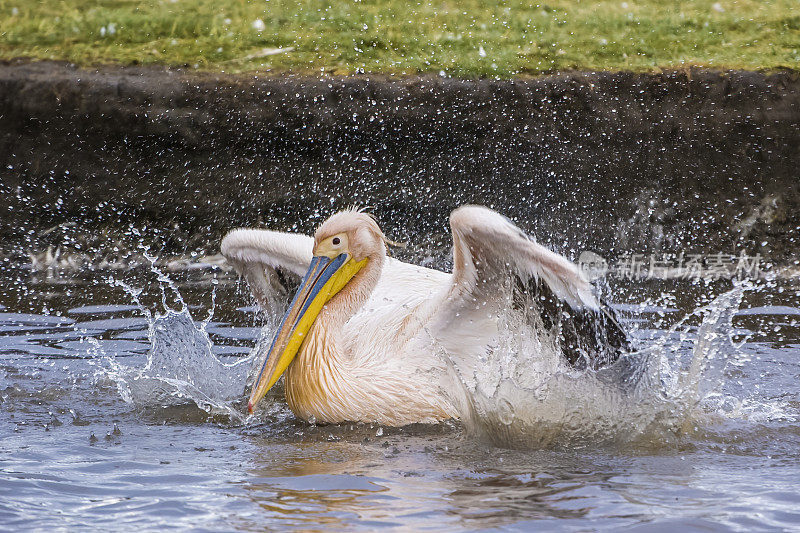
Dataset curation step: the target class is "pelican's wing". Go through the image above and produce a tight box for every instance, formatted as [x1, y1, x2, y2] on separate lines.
[433, 205, 628, 369]
[220, 229, 313, 313]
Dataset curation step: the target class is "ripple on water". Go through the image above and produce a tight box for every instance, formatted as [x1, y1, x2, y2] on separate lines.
[0, 267, 799, 530]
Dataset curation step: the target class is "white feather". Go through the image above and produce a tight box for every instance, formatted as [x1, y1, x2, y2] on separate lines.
[221, 206, 610, 425]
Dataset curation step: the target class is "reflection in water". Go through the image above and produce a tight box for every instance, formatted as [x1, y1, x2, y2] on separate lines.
[242, 440, 400, 530]
[445, 472, 594, 524]
[238, 431, 714, 530]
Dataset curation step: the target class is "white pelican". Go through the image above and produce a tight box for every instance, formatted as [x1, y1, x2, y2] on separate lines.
[221, 206, 628, 426]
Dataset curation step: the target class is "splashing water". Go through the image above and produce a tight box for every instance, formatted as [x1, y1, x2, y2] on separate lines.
[107, 308, 255, 422]
[102, 262, 266, 423]
[448, 284, 749, 448]
[102, 260, 768, 449]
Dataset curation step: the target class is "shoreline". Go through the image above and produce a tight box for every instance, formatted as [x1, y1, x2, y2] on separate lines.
[1, 60, 798, 266]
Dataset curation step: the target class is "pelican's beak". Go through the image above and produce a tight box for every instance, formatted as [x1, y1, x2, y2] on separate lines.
[247, 253, 367, 413]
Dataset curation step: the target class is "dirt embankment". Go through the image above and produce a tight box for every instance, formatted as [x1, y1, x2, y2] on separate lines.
[0, 61, 798, 265]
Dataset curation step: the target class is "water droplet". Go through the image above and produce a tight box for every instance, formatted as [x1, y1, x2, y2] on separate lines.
[497, 398, 515, 425]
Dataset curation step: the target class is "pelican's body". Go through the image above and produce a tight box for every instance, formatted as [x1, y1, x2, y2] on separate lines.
[284, 259, 455, 424]
[221, 206, 627, 426]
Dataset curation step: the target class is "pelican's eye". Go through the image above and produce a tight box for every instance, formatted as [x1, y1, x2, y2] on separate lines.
[316, 233, 347, 257]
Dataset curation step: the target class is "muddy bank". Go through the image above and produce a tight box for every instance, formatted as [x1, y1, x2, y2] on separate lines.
[0, 61, 798, 267]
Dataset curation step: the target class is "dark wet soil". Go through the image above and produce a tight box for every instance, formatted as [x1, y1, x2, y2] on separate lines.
[0, 60, 798, 264]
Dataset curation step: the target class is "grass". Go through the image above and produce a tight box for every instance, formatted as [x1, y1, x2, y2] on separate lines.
[0, 0, 798, 77]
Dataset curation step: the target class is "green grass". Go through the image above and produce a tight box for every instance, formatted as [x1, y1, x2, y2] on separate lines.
[0, 0, 798, 76]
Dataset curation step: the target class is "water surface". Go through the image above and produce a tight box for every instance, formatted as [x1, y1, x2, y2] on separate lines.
[1, 263, 799, 531]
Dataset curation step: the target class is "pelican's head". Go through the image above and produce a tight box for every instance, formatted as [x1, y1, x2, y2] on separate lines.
[247, 210, 387, 414]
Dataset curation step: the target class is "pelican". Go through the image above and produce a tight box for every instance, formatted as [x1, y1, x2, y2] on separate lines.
[221, 206, 628, 426]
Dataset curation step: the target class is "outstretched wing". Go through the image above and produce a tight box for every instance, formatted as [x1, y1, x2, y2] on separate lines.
[220, 229, 314, 314]
[432, 205, 628, 370]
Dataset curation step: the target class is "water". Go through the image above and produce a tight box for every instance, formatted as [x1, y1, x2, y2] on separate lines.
[2, 259, 800, 530]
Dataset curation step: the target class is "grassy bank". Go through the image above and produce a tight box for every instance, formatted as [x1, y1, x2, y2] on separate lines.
[0, 0, 797, 76]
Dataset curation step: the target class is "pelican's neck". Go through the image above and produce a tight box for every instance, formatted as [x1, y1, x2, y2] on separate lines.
[284, 318, 343, 420]
[318, 251, 384, 329]
[284, 251, 383, 421]
[285, 309, 454, 425]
